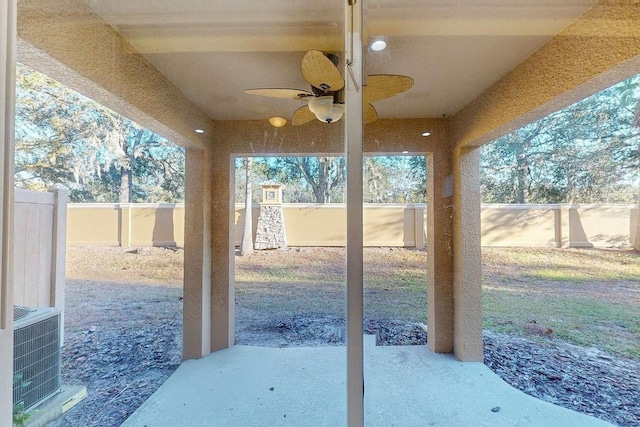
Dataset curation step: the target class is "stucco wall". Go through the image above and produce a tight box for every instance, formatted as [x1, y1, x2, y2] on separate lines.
[67, 203, 427, 248]
[67, 203, 636, 249]
[67, 203, 184, 247]
[481, 205, 557, 246]
[234, 204, 427, 247]
[482, 204, 634, 248]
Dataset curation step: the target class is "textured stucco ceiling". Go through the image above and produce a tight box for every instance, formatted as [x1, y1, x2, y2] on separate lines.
[87, 0, 598, 121]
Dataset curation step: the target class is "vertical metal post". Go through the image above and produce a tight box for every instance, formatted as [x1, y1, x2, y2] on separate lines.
[0, 2, 16, 427]
[345, 0, 363, 426]
[1, 0, 16, 331]
[51, 188, 67, 345]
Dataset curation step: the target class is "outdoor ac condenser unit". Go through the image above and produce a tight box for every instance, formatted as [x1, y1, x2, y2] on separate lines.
[13, 306, 62, 410]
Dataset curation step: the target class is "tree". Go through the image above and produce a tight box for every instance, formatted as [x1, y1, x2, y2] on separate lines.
[273, 156, 346, 203]
[364, 157, 394, 203]
[363, 156, 426, 203]
[234, 157, 275, 203]
[15, 63, 185, 203]
[406, 155, 428, 203]
[481, 74, 640, 204]
[240, 158, 254, 256]
[234, 155, 427, 204]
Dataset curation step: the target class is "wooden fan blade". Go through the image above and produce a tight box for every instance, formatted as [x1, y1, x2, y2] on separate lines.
[364, 75, 414, 103]
[301, 50, 344, 93]
[364, 103, 378, 124]
[292, 105, 317, 126]
[244, 88, 314, 99]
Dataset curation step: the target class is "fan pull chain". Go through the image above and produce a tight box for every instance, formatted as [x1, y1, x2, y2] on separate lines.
[346, 62, 360, 92]
[346, 0, 360, 92]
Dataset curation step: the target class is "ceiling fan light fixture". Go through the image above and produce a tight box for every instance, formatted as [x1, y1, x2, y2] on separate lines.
[268, 116, 288, 128]
[308, 96, 344, 124]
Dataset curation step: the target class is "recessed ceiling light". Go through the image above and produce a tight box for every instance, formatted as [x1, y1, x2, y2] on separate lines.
[370, 39, 387, 52]
[195, 129, 204, 134]
[402, 151, 409, 154]
[421, 131, 431, 137]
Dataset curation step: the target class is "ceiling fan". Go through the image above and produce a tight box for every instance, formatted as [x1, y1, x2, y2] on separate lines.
[244, 50, 414, 125]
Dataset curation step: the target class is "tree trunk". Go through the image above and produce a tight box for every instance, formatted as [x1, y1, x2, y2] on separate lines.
[515, 150, 528, 204]
[119, 165, 132, 203]
[240, 158, 254, 256]
[118, 127, 142, 203]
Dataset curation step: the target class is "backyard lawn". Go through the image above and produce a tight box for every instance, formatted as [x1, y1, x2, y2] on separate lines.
[66, 245, 640, 359]
[482, 247, 640, 359]
[233, 246, 640, 359]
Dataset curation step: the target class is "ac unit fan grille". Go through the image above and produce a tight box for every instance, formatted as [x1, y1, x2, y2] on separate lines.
[13, 306, 32, 322]
[13, 312, 62, 410]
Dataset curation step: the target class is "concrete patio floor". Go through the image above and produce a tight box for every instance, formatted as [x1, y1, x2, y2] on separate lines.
[122, 338, 612, 427]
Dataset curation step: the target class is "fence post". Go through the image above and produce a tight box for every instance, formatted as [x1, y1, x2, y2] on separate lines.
[631, 208, 640, 251]
[553, 206, 561, 248]
[51, 188, 67, 344]
[557, 205, 571, 248]
[118, 203, 132, 248]
[414, 205, 425, 249]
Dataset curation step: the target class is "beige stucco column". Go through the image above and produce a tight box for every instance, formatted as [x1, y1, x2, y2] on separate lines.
[183, 148, 213, 359]
[426, 134, 455, 353]
[210, 138, 235, 352]
[0, 0, 16, 424]
[453, 147, 483, 361]
[183, 138, 237, 358]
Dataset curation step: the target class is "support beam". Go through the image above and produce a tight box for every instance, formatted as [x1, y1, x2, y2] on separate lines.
[453, 3, 640, 148]
[183, 148, 213, 359]
[0, 1, 16, 425]
[453, 147, 483, 361]
[17, 0, 212, 150]
[345, 0, 364, 425]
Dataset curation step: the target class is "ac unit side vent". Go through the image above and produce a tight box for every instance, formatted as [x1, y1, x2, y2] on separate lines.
[13, 306, 33, 322]
[13, 307, 62, 410]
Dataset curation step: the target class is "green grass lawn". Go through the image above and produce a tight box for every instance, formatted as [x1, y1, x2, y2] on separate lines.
[482, 248, 640, 359]
[235, 247, 640, 359]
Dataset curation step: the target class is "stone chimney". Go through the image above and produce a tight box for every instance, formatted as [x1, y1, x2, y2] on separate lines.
[254, 182, 287, 250]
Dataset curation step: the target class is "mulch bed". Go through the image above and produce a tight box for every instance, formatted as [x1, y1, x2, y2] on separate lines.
[484, 331, 640, 427]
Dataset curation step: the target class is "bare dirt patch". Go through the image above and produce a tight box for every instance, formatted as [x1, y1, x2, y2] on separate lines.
[65, 246, 183, 285]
